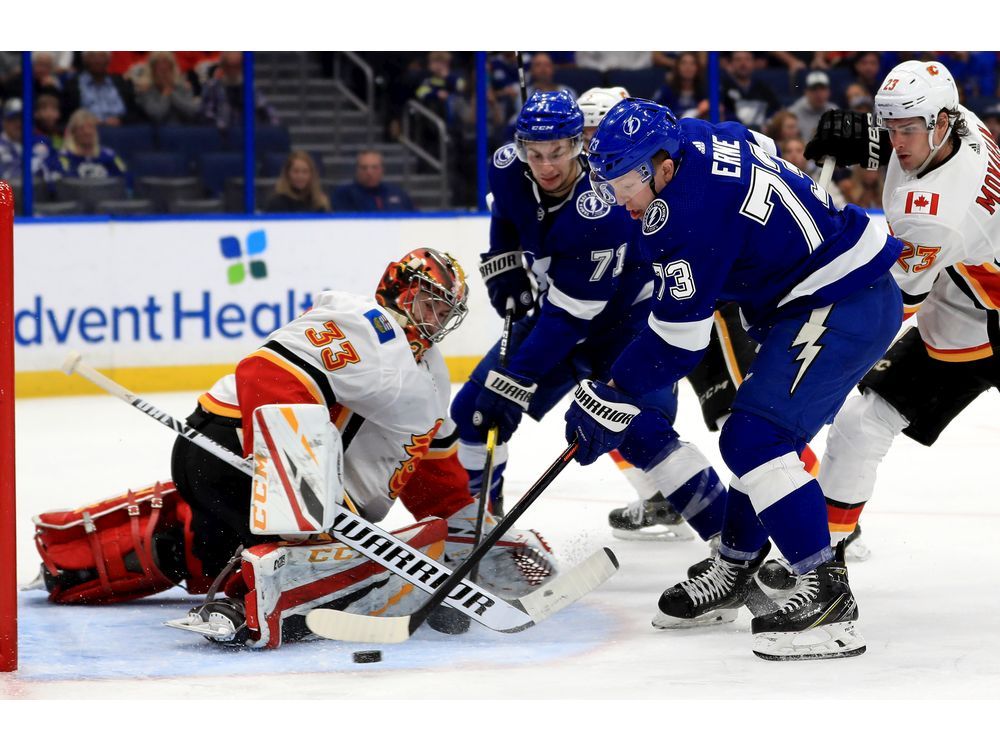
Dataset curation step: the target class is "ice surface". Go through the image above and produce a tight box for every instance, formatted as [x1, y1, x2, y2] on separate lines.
[5, 382, 1000, 699]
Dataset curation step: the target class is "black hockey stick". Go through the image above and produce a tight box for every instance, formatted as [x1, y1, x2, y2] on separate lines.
[307, 442, 620, 644]
[64, 352, 617, 636]
[516, 50, 527, 104]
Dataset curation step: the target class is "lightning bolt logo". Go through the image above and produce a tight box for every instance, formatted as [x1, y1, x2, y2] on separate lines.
[789, 306, 832, 395]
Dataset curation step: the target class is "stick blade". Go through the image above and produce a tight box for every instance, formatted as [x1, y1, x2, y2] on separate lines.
[306, 609, 412, 644]
[517, 547, 619, 623]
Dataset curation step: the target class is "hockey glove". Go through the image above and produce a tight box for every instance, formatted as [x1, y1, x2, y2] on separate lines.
[564, 380, 641, 466]
[473, 367, 537, 443]
[804, 110, 891, 170]
[479, 250, 535, 320]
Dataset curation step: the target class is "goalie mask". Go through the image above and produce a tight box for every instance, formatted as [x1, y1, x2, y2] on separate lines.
[376, 248, 469, 358]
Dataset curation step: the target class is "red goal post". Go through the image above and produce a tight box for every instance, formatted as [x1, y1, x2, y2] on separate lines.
[0, 180, 15, 672]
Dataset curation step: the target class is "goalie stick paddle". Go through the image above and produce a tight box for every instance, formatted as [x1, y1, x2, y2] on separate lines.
[63, 352, 617, 636]
[306, 442, 620, 644]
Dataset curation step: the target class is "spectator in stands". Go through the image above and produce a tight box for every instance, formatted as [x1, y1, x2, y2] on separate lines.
[851, 52, 883, 95]
[31, 52, 63, 97]
[0, 98, 58, 182]
[721, 51, 780, 130]
[845, 83, 874, 114]
[34, 94, 63, 148]
[781, 135, 848, 209]
[489, 52, 522, 124]
[527, 53, 576, 99]
[654, 51, 708, 119]
[415, 52, 469, 128]
[330, 150, 414, 213]
[199, 51, 277, 130]
[264, 151, 330, 213]
[982, 103, 1000, 142]
[50, 109, 128, 180]
[62, 51, 138, 126]
[137, 52, 200, 125]
[788, 70, 837, 140]
[842, 165, 884, 210]
[575, 52, 653, 71]
[0, 52, 21, 99]
[766, 109, 801, 144]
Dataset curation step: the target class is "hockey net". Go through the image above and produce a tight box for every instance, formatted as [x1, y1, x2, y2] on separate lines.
[0, 180, 14, 671]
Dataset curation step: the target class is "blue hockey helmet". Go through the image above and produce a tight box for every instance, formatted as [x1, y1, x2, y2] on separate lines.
[587, 98, 683, 205]
[514, 90, 584, 163]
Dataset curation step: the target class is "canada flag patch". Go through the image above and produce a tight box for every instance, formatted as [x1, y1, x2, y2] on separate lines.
[905, 191, 940, 215]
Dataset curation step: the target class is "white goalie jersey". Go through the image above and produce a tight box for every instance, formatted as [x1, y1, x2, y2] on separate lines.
[199, 290, 455, 521]
[884, 105, 1000, 361]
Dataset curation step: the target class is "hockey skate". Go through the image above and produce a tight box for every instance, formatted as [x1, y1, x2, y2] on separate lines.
[608, 493, 695, 542]
[757, 525, 869, 591]
[751, 544, 866, 661]
[653, 542, 770, 629]
[444, 501, 557, 598]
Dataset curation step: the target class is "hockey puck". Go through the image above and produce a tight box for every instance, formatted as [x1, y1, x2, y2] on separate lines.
[352, 650, 382, 664]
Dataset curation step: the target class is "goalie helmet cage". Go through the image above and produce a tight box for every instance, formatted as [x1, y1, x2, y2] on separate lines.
[0, 181, 14, 671]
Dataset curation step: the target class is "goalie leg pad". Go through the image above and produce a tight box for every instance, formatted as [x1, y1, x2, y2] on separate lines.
[232, 517, 448, 649]
[33, 481, 209, 604]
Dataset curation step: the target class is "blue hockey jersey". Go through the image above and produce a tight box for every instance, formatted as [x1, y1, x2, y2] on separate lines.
[611, 119, 901, 398]
[487, 143, 649, 381]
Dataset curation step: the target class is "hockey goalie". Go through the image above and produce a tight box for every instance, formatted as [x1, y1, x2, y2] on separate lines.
[32, 248, 557, 648]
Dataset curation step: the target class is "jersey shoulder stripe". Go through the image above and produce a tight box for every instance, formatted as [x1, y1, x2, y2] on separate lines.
[260, 341, 337, 406]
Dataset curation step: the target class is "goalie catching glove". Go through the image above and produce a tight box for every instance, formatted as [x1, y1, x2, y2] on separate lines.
[805, 110, 891, 170]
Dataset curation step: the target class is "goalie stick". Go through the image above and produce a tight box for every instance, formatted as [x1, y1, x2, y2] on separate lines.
[63, 352, 617, 636]
[307, 443, 619, 644]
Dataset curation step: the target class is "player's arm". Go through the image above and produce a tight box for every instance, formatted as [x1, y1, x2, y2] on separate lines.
[480, 164, 535, 320]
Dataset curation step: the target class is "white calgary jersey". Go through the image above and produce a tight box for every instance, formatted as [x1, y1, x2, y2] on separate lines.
[203, 290, 453, 520]
[883, 106, 1000, 360]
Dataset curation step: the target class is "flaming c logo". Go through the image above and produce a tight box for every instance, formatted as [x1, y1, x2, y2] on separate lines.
[927, 65, 939, 76]
[388, 420, 442, 498]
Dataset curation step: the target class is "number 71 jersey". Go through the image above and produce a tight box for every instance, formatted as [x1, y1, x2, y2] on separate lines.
[639, 118, 899, 342]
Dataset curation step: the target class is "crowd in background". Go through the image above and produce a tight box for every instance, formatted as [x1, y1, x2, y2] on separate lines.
[2, 51, 1000, 215]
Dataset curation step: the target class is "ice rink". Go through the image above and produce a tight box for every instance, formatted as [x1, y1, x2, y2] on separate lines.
[4, 380, 1000, 700]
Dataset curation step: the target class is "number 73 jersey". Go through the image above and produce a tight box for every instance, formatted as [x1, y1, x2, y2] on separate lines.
[612, 119, 899, 395]
[200, 290, 452, 521]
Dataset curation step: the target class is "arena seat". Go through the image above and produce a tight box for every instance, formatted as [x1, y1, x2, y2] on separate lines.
[135, 176, 204, 213]
[94, 199, 155, 216]
[98, 125, 155, 161]
[199, 153, 245, 197]
[158, 126, 225, 169]
[607, 67, 665, 100]
[554, 67, 604, 95]
[170, 198, 225, 214]
[53, 177, 128, 214]
[33, 200, 83, 217]
[130, 151, 190, 179]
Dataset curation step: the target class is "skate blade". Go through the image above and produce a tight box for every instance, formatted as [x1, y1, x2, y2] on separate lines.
[752, 621, 866, 661]
[164, 613, 238, 641]
[612, 525, 696, 542]
[652, 607, 739, 630]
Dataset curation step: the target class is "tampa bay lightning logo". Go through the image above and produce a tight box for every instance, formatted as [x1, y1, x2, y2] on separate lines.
[493, 143, 517, 168]
[642, 199, 669, 235]
[623, 116, 641, 136]
[576, 191, 611, 220]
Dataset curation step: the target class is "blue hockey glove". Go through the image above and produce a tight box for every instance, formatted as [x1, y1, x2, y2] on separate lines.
[564, 380, 642, 465]
[479, 250, 535, 320]
[473, 367, 537, 443]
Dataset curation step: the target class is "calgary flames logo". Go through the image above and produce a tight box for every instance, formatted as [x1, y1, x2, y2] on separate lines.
[927, 65, 939, 76]
[388, 420, 443, 498]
